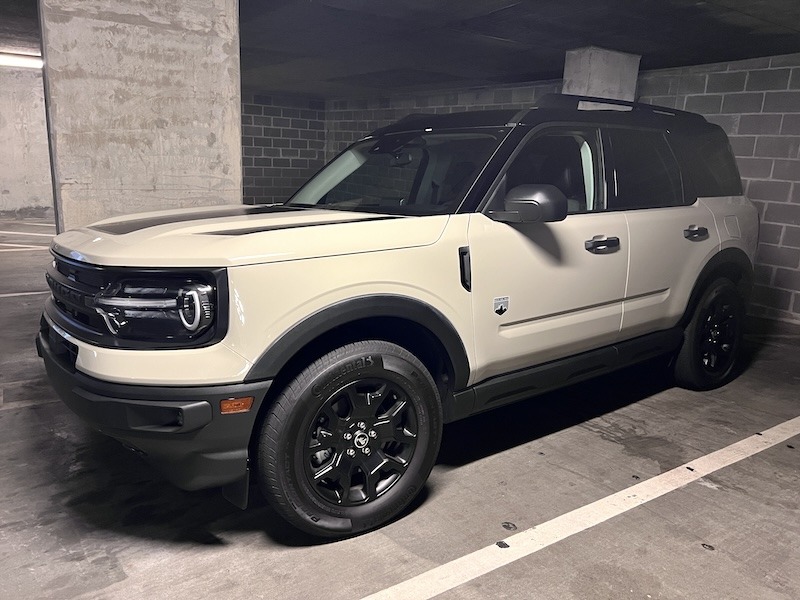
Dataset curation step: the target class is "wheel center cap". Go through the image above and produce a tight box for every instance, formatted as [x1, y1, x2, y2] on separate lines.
[354, 431, 370, 449]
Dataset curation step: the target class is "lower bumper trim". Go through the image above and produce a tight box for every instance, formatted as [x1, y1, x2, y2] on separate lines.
[37, 329, 272, 492]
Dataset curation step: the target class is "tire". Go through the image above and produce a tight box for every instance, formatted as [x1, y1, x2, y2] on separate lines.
[674, 278, 745, 390]
[257, 340, 442, 537]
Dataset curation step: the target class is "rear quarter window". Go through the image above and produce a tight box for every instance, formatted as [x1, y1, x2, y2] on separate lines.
[668, 127, 743, 198]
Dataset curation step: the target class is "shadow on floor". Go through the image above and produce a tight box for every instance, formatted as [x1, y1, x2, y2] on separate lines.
[438, 356, 675, 467]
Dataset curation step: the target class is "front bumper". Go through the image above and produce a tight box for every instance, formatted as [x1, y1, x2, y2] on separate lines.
[36, 318, 272, 495]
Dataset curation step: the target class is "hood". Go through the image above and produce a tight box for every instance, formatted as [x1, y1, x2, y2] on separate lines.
[51, 204, 450, 267]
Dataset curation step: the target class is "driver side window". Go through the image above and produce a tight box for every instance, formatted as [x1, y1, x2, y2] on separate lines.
[488, 129, 601, 214]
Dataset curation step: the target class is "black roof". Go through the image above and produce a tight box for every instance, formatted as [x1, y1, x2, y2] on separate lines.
[372, 94, 713, 137]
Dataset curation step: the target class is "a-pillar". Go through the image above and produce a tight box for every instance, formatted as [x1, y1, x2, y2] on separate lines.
[39, 1, 242, 232]
[562, 46, 641, 102]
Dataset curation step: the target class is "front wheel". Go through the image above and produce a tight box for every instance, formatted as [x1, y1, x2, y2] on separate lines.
[674, 278, 745, 390]
[257, 340, 442, 537]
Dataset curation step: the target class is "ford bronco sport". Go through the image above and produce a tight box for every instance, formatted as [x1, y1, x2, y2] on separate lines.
[38, 94, 758, 537]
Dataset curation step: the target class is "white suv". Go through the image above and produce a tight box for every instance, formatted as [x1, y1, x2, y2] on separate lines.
[38, 94, 758, 537]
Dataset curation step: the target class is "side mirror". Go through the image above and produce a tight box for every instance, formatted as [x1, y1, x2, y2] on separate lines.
[489, 184, 568, 223]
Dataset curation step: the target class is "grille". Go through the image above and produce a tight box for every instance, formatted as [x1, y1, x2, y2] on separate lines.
[46, 256, 113, 342]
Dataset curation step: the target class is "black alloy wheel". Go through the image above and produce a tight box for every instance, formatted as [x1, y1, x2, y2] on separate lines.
[675, 278, 745, 390]
[698, 293, 739, 375]
[305, 377, 419, 506]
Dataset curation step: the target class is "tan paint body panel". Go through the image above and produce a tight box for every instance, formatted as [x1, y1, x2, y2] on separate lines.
[51, 213, 475, 385]
[619, 202, 720, 338]
[52, 207, 448, 268]
[51, 320, 253, 386]
[467, 212, 628, 384]
[700, 196, 759, 260]
[619, 196, 757, 340]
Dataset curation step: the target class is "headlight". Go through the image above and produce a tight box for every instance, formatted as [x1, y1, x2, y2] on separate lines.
[93, 279, 217, 342]
[46, 254, 228, 349]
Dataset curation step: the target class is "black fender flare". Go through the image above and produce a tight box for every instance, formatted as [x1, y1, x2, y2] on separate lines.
[680, 247, 753, 326]
[244, 295, 471, 390]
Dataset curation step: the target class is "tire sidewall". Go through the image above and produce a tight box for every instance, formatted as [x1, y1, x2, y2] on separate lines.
[265, 343, 441, 536]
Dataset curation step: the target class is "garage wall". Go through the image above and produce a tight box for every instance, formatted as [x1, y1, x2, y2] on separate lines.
[241, 93, 326, 204]
[322, 53, 800, 324]
[0, 67, 53, 216]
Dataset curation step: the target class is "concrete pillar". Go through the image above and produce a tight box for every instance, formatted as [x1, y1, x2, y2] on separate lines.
[0, 66, 53, 216]
[562, 46, 641, 102]
[39, 1, 242, 232]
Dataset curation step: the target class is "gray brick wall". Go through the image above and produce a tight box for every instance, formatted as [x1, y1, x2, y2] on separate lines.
[241, 93, 325, 204]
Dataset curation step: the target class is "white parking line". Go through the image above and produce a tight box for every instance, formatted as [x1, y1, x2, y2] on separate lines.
[0, 243, 50, 251]
[362, 415, 800, 600]
[0, 230, 54, 237]
[0, 291, 49, 299]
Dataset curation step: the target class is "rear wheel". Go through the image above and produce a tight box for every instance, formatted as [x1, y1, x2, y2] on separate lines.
[674, 278, 745, 390]
[257, 340, 442, 537]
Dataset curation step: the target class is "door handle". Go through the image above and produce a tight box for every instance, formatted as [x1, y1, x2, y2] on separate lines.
[683, 225, 709, 240]
[585, 235, 620, 254]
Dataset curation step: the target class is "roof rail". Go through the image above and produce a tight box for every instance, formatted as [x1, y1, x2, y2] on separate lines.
[394, 112, 437, 123]
[536, 93, 705, 121]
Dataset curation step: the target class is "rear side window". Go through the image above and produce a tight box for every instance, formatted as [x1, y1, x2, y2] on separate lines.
[669, 127, 743, 197]
[607, 129, 684, 210]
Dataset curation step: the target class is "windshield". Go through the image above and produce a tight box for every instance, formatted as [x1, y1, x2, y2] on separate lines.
[286, 131, 505, 215]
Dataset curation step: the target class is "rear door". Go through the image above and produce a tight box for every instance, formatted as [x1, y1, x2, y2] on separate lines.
[605, 127, 721, 339]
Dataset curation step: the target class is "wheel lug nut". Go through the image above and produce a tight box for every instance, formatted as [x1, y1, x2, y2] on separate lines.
[357, 421, 366, 430]
[346, 449, 356, 457]
[362, 447, 371, 455]
[343, 432, 353, 440]
[368, 430, 377, 438]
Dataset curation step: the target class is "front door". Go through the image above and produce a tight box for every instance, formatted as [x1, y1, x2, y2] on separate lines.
[467, 127, 629, 385]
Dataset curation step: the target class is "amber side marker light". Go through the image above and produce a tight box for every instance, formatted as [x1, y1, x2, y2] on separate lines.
[220, 396, 254, 414]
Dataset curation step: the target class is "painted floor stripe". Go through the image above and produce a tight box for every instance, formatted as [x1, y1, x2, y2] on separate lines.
[0, 243, 50, 249]
[0, 291, 49, 299]
[362, 415, 800, 600]
[0, 248, 49, 253]
[0, 230, 54, 237]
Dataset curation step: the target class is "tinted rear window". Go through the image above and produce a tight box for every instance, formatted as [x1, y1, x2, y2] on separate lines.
[607, 129, 684, 210]
[669, 127, 743, 197]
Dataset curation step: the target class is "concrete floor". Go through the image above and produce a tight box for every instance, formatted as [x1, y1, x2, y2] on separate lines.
[1, 218, 798, 600]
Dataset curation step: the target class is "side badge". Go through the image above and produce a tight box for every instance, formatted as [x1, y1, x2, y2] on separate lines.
[494, 296, 509, 316]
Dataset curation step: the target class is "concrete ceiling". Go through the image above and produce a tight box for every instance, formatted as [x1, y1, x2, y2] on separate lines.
[3, 0, 800, 97]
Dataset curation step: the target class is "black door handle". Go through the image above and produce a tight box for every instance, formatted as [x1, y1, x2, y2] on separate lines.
[585, 236, 620, 254]
[684, 225, 709, 240]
